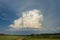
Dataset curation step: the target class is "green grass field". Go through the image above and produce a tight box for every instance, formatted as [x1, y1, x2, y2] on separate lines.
[0, 35, 60, 40]
[0, 36, 19, 40]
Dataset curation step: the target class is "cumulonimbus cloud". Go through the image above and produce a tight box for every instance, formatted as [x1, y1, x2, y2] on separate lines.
[9, 9, 43, 30]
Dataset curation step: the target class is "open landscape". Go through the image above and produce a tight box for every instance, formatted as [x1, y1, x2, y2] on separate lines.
[0, 0, 60, 40]
[0, 33, 60, 40]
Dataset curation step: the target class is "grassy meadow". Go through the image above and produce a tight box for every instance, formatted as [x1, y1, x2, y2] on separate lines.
[0, 33, 60, 40]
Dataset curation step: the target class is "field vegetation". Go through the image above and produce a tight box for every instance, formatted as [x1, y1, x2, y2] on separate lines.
[0, 33, 60, 40]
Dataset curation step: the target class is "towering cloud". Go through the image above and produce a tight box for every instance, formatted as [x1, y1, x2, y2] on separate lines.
[9, 9, 43, 30]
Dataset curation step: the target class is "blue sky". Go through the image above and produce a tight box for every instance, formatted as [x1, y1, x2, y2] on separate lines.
[0, 0, 60, 35]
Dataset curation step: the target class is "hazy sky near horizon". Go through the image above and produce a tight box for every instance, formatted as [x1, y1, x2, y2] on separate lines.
[0, 0, 60, 35]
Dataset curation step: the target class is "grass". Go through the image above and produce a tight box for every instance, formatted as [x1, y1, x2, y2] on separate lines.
[0, 35, 60, 40]
[23, 37, 60, 40]
[0, 35, 19, 40]
[23, 36, 60, 40]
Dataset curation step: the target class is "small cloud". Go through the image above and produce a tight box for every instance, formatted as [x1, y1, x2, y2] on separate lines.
[9, 9, 43, 30]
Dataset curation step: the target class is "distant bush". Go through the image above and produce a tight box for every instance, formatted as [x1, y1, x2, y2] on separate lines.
[0, 34, 5, 35]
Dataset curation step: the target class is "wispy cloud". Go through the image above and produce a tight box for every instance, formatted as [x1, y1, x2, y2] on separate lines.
[9, 9, 43, 30]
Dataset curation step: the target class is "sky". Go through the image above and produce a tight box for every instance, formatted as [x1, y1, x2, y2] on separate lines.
[0, 0, 60, 35]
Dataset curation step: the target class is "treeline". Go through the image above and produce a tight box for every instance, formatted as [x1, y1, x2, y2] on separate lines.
[0, 33, 60, 36]
[30, 33, 60, 36]
[0, 34, 5, 35]
[28, 33, 60, 39]
[0, 33, 60, 39]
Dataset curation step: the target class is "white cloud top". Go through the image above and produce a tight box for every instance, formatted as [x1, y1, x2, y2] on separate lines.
[9, 9, 43, 30]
